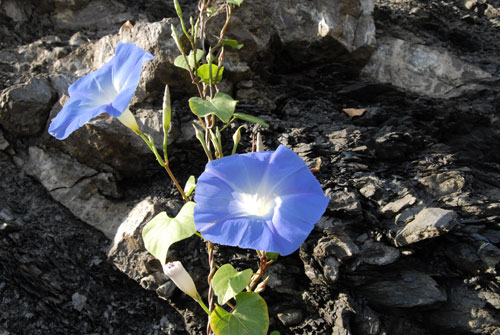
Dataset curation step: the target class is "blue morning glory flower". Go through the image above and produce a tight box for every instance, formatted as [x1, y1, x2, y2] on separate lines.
[48, 43, 153, 140]
[194, 145, 329, 256]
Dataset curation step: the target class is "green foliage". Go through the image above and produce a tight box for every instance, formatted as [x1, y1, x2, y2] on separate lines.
[183, 175, 196, 197]
[210, 292, 269, 335]
[189, 93, 238, 123]
[174, 49, 205, 72]
[142, 202, 196, 265]
[226, 0, 244, 6]
[264, 252, 279, 260]
[233, 112, 269, 128]
[221, 39, 244, 50]
[212, 264, 253, 305]
[269, 331, 280, 335]
[196, 64, 224, 83]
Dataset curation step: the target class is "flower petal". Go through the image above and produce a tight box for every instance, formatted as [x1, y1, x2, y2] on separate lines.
[49, 43, 153, 139]
[194, 145, 329, 255]
[197, 216, 276, 252]
[68, 58, 116, 104]
[48, 96, 108, 139]
[270, 193, 330, 255]
[203, 151, 273, 194]
[112, 43, 154, 93]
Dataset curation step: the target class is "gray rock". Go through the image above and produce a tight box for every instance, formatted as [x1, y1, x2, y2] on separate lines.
[314, 234, 360, 261]
[0, 130, 9, 151]
[108, 198, 162, 283]
[22, 146, 128, 239]
[71, 292, 87, 312]
[210, 0, 376, 70]
[359, 271, 447, 308]
[394, 207, 457, 246]
[320, 293, 354, 334]
[429, 283, 500, 334]
[25, 146, 97, 191]
[277, 309, 304, 327]
[0, 76, 55, 136]
[0, 208, 14, 222]
[477, 242, 500, 273]
[361, 37, 491, 98]
[381, 194, 417, 218]
[479, 290, 500, 310]
[51, 0, 130, 32]
[322, 257, 341, 284]
[445, 242, 483, 274]
[358, 239, 400, 266]
[326, 189, 363, 216]
[418, 171, 467, 197]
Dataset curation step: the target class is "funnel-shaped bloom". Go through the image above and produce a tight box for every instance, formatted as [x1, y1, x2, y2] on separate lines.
[48, 43, 153, 139]
[163, 261, 201, 301]
[194, 145, 329, 256]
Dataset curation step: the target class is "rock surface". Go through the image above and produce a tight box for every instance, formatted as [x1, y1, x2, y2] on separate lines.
[1, 0, 500, 334]
[0, 76, 56, 136]
[361, 37, 491, 97]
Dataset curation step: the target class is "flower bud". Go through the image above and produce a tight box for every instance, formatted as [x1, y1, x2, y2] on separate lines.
[256, 132, 264, 152]
[163, 261, 201, 301]
[162, 85, 172, 132]
[254, 276, 269, 293]
[232, 125, 244, 155]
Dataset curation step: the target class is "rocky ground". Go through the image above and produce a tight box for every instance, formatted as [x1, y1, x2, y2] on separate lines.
[1, 0, 500, 334]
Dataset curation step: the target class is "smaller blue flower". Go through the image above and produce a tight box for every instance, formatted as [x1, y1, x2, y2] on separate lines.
[194, 145, 329, 256]
[49, 43, 153, 140]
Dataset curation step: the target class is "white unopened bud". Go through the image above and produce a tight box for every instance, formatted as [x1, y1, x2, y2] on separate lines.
[163, 261, 200, 301]
[256, 132, 264, 152]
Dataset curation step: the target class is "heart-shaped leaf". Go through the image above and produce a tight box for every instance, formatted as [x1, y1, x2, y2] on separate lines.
[174, 49, 205, 72]
[221, 39, 244, 50]
[142, 202, 196, 265]
[212, 264, 253, 305]
[233, 112, 269, 128]
[226, 0, 243, 6]
[189, 93, 237, 123]
[210, 292, 268, 335]
[196, 64, 224, 83]
[183, 175, 196, 197]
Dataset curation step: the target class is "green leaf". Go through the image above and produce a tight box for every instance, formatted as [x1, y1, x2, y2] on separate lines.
[270, 331, 280, 335]
[142, 202, 196, 265]
[221, 39, 244, 50]
[196, 64, 224, 83]
[264, 252, 279, 260]
[189, 93, 237, 123]
[233, 112, 269, 128]
[212, 264, 253, 305]
[210, 292, 268, 335]
[206, 6, 217, 16]
[183, 175, 196, 197]
[226, 0, 243, 6]
[174, 49, 205, 72]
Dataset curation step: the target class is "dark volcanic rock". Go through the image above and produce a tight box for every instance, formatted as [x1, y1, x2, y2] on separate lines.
[359, 270, 447, 308]
[0, 76, 56, 136]
[1, 0, 500, 334]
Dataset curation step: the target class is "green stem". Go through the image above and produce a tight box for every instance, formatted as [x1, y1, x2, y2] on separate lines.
[138, 131, 190, 203]
[138, 132, 165, 167]
[196, 297, 211, 315]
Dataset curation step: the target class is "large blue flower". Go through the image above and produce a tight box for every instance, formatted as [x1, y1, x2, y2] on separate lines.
[194, 145, 329, 256]
[48, 43, 154, 140]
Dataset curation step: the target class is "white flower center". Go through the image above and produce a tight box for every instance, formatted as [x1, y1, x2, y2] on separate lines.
[238, 193, 274, 217]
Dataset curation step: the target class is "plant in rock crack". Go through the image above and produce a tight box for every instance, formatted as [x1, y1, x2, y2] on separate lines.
[48, 1, 329, 334]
